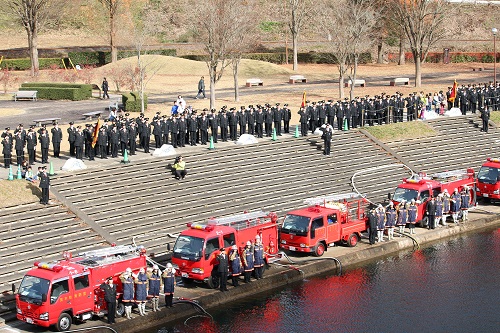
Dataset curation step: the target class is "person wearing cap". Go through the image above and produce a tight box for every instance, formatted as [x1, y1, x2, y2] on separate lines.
[152, 118, 163, 148]
[140, 118, 151, 153]
[385, 202, 397, 240]
[460, 186, 471, 222]
[67, 122, 76, 156]
[39, 128, 50, 164]
[480, 106, 490, 132]
[253, 235, 265, 279]
[74, 126, 85, 160]
[450, 188, 461, 224]
[395, 200, 407, 236]
[273, 105, 282, 136]
[162, 263, 176, 306]
[50, 123, 62, 158]
[120, 268, 135, 319]
[282, 104, 291, 134]
[14, 130, 25, 166]
[298, 107, 309, 137]
[147, 265, 162, 312]
[242, 241, 254, 283]
[119, 124, 129, 156]
[219, 111, 229, 142]
[408, 199, 418, 234]
[367, 206, 377, 245]
[441, 189, 451, 226]
[2, 134, 13, 169]
[264, 106, 273, 137]
[425, 196, 437, 230]
[100, 277, 117, 324]
[321, 123, 333, 156]
[376, 204, 386, 242]
[435, 195, 444, 228]
[135, 268, 148, 316]
[217, 248, 229, 292]
[38, 166, 50, 204]
[229, 245, 242, 287]
[254, 108, 264, 138]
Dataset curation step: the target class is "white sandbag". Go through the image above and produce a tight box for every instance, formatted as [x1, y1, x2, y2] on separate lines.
[444, 108, 462, 117]
[152, 144, 177, 157]
[61, 158, 87, 171]
[422, 110, 440, 120]
[313, 125, 326, 135]
[236, 134, 258, 145]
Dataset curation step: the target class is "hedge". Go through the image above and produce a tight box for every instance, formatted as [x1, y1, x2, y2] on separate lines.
[20, 83, 92, 101]
[67, 49, 177, 66]
[122, 91, 148, 112]
[0, 58, 64, 70]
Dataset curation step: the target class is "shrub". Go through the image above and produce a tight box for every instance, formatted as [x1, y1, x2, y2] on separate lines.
[451, 54, 477, 63]
[122, 91, 148, 112]
[68, 49, 177, 66]
[0, 58, 63, 70]
[482, 54, 495, 63]
[20, 83, 92, 100]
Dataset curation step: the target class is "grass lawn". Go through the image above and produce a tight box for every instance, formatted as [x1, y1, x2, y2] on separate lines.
[364, 121, 437, 142]
[490, 111, 500, 126]
[0, 179, 41, 208]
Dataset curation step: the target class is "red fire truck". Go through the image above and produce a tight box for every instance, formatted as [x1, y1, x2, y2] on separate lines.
[390, 169, 476, 227]
[16, 245, 147, 331]
[171, 210, 279, 289]
[280, 193, 369, 257]
[476, 158, 500, 201]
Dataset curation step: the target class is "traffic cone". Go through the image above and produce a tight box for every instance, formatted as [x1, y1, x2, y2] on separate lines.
[294, 125, 300, 138]
[49, 161, 56, 176]
[272, 128, 278, 141]
[343, 118, 348, 131]
[7, 166, 13, 181]
[16, 165, 22, 180]
[121, 149, 130, 164]
[208, 136, 215, 150]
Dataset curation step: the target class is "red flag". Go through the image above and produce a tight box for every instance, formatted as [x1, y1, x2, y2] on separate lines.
[301, 91, 306, 108]
[448, 80, 458, 102]
[91, 118, 103, 148]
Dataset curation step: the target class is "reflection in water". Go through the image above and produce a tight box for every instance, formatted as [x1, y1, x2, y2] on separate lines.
[151, 229, 500, 333]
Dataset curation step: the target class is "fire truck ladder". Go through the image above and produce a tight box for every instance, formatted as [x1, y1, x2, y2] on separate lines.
[303, 192, 363, 206]
[78, 245, 138, 258]
[207, 210, 270, 230]
[430, 169, 470, 182]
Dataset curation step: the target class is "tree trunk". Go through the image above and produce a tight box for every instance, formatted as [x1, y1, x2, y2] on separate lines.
[377, 41, 383, 64]
[28, 31, 39, 77]
[349, 58, 358, 101]
[338, 64, 345, 100]
[110, 10, 118, 63]
[233, 60, 239, 102]
[209, 65, 216, 110]
[414, 53, 421, 87]
[398, 37, 405, 65]
[292, 33, 299, 71]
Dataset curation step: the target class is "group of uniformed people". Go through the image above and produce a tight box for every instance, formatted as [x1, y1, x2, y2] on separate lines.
[368, 187, 471, 244]
[217, 234, 265, 292]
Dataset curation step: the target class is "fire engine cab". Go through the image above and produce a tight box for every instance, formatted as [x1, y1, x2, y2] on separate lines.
[280, 193, 369, 257]
[16, 245, 147, 331]
[391, 169, 476, 227]
[477, 158, 500, 201]
[172, 210, 279, 289]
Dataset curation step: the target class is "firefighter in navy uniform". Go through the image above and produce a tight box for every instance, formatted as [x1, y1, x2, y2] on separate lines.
[14, 131, 25, 166]
[147, 265, 161, 312]
[100, 277, 117, 324]
[283, 104, 291, 133]
[242, 241, 254, 283]
[162, 263, 176, 307]
[135, 268, 148, 316]
[321, 123, 333, 156]
[217, 248, 229, 291]
[188, 113, 198, 146]
[219, 111, 229, 142]
[67, 122, 76, 156]
[298, 107, 309, 137]
[120, 268, 135, 319]
[255, 108, 264, 138]
[74, 126, 85, 160]
[2, 134, 12, 168]
[50, 123, 62, 158]
[368, 207, 377, 245]
[480, 106, 490, 132]
[38, 166, 50, 204]
[273, 104, 283, 136]
[26, 127, 37, 165]
[98, 126, 108, 159]
[253, 235, 265, 280]
[229, 245, 242, 287]
[39, 128, 50, 164]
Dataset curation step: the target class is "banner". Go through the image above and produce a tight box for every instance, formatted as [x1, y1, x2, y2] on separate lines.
[301, 91, 306, 108]
[448, 80, 458, 102]
[91, 118, 103, 148]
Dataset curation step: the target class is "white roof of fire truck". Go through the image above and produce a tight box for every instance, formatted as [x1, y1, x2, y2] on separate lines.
[304, 192, 363, 206]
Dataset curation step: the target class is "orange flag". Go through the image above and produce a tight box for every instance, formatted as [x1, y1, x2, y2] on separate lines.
[448, 80, 458, 102]
[301, 91, 306, 108]
[91, 118, 103, 148]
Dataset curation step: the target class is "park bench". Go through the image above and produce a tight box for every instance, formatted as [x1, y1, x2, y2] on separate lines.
[246, 78, 264, 87]
[82, 111, 103, 120]
[289, 75, 307, 84]
[345, 79, 366, 87]
[33, 117, 61, 127]
[14, 90, 37, 102]
[389, 77, 410, 86]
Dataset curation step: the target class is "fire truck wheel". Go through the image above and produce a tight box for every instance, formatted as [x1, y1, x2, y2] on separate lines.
[116, 302, 125, 317]
[347, 234, 359, 247]
[206, 270, 219, 289]
[313, 243, 325, 257]
[55, 313, 72, 332]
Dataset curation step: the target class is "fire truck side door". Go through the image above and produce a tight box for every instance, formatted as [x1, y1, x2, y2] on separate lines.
[310, 217, 325, 241]
[50, 278, 70, 306]
[204, 237, 220, 261]
[71, 273, 93, 314]
[326, 213, 340, 243]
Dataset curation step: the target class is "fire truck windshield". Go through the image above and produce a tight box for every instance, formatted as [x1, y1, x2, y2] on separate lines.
[281, 214, 310, 236]
[18, 275, 50, 305]
[393, 188, 419, 203]
[477, 166, 500, 184]
[172, 235, 204, 261]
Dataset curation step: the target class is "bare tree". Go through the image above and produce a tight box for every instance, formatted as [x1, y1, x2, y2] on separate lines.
[98, 0, 120, 63]
[7, 0, 62, 76]
[390, 0, 449, 87]
[285, 0, 315, 71]
[193, 0, 244, 109]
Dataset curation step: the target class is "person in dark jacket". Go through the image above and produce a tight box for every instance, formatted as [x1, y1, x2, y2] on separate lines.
[120, 268, 135, 319]
[2, 135, 13, 168]
[39, 129, 50, 164]
[242, 241, 254, 283]
[67, 122, 76, 156]
[102, 77, 110, 99]
[51, 123, 63, 158]
[119, 124, 129, 156]
[217, 248, 229, 292]
[219, 112, 229, 142]
[321, 123, 333, 156]
[74, 127, 84, 160]
[426, 196, 437, 229]
[135, 268, 148, 316]
[229, 245, 242, 287]
[147, 265, 161, 312]
[368, 207, 377, 245]
[38, 167, 50, 204]
[162, 263, 176, 307]
[26, 128, 37, 165]
[100, 277, 117, 324]
[195, 76, 205, 99]
[14, 131, 25, 166]
[480, 106, 490, 132]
